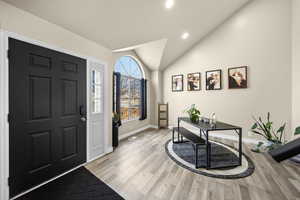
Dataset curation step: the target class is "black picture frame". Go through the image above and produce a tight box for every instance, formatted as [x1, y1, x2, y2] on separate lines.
[228, 66, 248, 89]
[206, 70, 222, 90]
[187, 72, 201, 91]
[172, 74, 184, 92]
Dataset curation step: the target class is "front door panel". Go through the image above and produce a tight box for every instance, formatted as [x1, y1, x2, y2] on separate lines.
[9, 38, 87, 197]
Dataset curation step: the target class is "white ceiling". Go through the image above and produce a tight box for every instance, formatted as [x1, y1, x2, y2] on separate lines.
[3, 0, 250, 70]
[135, 39, 168, 71]
[114, 39, 168, 70]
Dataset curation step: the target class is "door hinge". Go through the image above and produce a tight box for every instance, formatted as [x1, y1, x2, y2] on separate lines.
[7, 113, 12, 123]
[7, 49, 11, 60]
[8, 177, 11, 186]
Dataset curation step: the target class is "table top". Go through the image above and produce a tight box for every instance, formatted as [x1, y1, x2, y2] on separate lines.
[178, 117, 242, 131]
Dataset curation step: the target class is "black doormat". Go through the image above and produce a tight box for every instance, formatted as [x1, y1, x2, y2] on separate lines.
[16, 167, 124, 200]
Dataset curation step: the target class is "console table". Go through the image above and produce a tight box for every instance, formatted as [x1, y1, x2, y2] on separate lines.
[177, 117, 243, 169]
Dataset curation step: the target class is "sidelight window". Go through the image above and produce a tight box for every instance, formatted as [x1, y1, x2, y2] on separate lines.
[91, 69, 102, 113]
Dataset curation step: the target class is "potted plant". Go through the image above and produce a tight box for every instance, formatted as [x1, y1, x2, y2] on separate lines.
[251, 112, 286, 152]
[185, 104, 201, 123]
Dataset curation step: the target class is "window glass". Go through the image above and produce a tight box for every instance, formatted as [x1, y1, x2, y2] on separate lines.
[91, 69, 102, 113]
[115, 56, 143, 79]
[115, 56, 143, 121]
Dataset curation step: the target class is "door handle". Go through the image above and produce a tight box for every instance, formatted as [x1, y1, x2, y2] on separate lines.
[80, 117, 87, 122]
[79, 105, 87, 122]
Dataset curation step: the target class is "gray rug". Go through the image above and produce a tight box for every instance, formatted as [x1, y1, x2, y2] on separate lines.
[165, 140, 255, 179]
[290, 154, 300, 164]
[173, 141, 239, 169]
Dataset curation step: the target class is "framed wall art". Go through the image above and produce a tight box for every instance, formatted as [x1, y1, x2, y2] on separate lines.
[206, 70, 222, 90]
[228, 66, 248, 89]
[187, 72, 201, 91]
[172, 74, 184, 92]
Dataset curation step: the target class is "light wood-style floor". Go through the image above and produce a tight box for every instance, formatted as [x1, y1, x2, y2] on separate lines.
[85, 129, 300, 200]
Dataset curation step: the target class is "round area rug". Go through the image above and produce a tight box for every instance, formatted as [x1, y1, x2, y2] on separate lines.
[165, 139, 255, 179]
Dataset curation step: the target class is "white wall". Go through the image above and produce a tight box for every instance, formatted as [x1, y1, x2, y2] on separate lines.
[292, 0, 300, 137]
[151, 70, 163, 103]
[150, 70, 164, 126]
[112, 51, 153, 137]
[163, 0, 292, 139]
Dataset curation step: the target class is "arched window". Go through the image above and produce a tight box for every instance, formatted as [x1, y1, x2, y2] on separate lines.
[114, 56, 144, 121]
[115, 56, 144, 79]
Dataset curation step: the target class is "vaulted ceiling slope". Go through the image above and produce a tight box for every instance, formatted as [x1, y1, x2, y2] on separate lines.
[114, 39, 168, 71]
[3, 0, 250, 70]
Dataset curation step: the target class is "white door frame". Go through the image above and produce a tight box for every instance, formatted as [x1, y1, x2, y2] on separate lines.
[0, 30, 111, 200]
[0, 30, 10, 200]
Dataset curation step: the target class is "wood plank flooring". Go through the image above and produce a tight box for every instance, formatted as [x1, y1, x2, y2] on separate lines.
[85, 129, 300, 200]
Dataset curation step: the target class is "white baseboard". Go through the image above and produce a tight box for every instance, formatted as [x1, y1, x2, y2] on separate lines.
[87, 146, 113, 163]
[149, 125, 158, 129]
[106, 146, 113, 154]
[119, 124, 157, 141]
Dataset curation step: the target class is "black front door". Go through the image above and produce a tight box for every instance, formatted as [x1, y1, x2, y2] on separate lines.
[9, 38, 87, 197]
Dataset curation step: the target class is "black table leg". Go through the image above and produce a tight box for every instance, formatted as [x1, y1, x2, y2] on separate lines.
[206, 130, 210, 169]
[177, 118, 180, 143]
[195, 144, 199, 168]
[239, 128, 242, 165]
[208, 142, 211, 167]
[172, 128, 174, 143]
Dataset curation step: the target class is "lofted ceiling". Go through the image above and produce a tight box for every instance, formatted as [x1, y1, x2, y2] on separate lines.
[114, 39, 168, 71]
[3, 0, 250, 70]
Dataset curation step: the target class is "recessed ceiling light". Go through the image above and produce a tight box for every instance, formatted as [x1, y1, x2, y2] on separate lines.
[181, 32, 190, 40]
[165, 0, 174, 9]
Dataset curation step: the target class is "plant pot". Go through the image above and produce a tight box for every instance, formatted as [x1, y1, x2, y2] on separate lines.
[189, 115, 199, 123]
[112, 120, 120, 148]
[265, 140, 282, 151]
[252, 140, 282, 153]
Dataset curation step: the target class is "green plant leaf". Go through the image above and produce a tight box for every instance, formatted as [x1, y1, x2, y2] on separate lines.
[295, 127, 300, 135]
[266, 122, 272, 130]
[277, 124, 286, 133]
[251, 130, 268, 139]
[261, 122, 272, 139]
[257, 141, 264, 147]
[255, 119, 269, 137]
[278, 123, 286, 143]
[251, 123, 258, 130]
[251, 130, 263, 135]
[267, 112, 270, 122]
